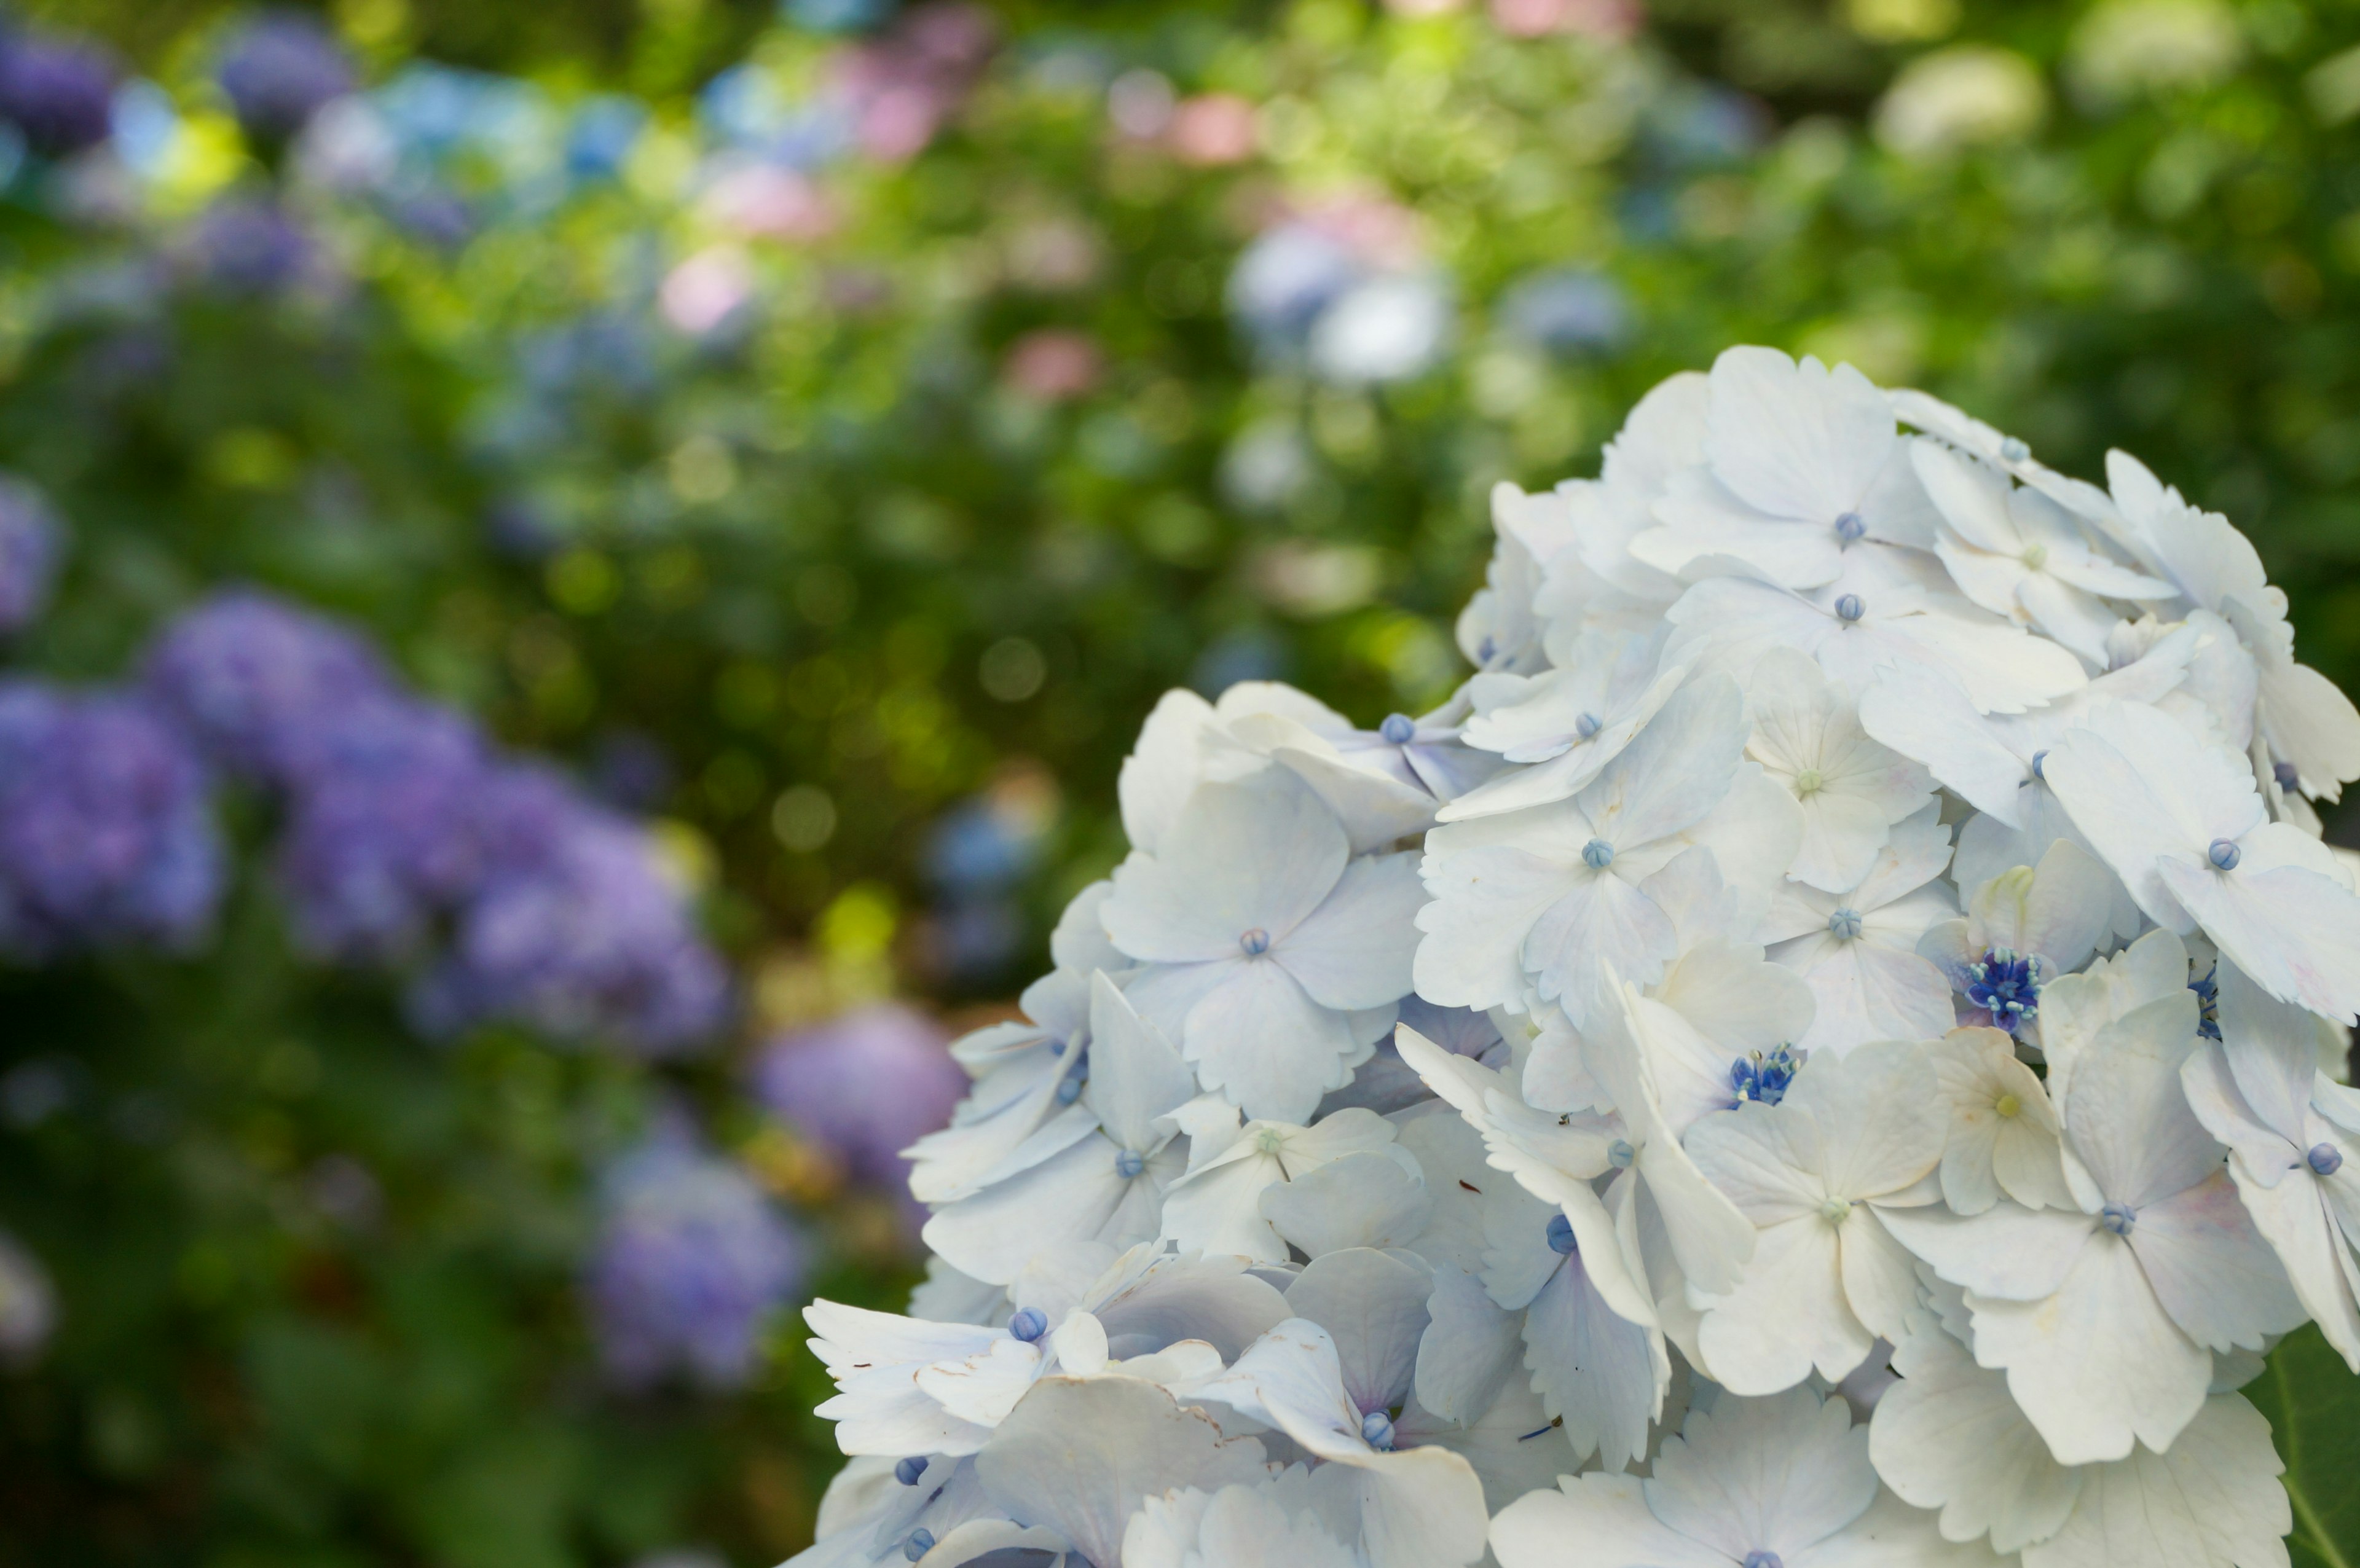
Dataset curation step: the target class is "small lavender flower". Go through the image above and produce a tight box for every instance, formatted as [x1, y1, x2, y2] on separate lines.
[749, 1003, 966, 1191]
[412, 770, 728, 1054]
[214, 10, 355, 146]
[588, 1121, 806, 1390]
[0, 682, 223, 956]
[0, 477, 61, 632]
[0, 34, 115, 159]
[184, 198, 317, 296]
[142, 590, 391, 782]
[273, 697, 491, 959]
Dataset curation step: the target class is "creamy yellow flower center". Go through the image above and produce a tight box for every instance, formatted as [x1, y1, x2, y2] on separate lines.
[1995, 1093, 2022, 1119]
[1793, 768, 1824, 796]
[2020, 543, 2049, 570]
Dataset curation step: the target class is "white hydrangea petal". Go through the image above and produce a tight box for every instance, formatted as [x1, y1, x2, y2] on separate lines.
[2158, 844, 2360, 1024]
[1966, 1229, 2211, 1467]
[1104, 775, 1349, 963]
[2019, 1395, 2290, 1568]
[1261, 1149, 1433, 1256]
[972, 1376, 1269, 1568]
[1492, 1472, 1731, 1568]
[1084, 971, 1198, 1154]
[1696, 1215, 1869, 1394]
[1879, 1201, 2097, 1302]
[1277, 852, 1425, 1011]
[1870, 1309, 2084, 1553]
[1393, 1374, 1577, 1516]
[1286, 1247, 1435, 1417]
[1521, 1241, 1666, 1472]
[1648, 1386, 1880, 1560]
[2125, 1170, 2303, 1354]
[1182, 959, 1365, 1123]
[1412, 1261, 1524, 1424]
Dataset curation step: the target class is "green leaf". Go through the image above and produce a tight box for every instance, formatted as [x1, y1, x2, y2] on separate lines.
[2246, 1325, 2360, 1568]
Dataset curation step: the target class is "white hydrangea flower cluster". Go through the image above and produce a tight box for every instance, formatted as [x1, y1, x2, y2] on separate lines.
[790, 347, 2360, 1568]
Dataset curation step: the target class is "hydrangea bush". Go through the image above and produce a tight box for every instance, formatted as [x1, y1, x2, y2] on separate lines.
[793, 348, 2360, 1568]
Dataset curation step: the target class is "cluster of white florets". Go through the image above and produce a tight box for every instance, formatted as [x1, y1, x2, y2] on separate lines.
[790, 347, 2360, 1568]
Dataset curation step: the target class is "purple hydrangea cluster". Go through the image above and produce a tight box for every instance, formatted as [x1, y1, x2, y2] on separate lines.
[0, 32, 115, 160]
[586, 1119, 806, 1390]
[214, 10, 356, 146]
[0, 682, 223, 957]
[142, 589, 728, 1052]
[0, 477, 61, 633]
[749, 1003, 966, 1218]
[142, 589, 390, 780]
[412, 767, 730, 1056]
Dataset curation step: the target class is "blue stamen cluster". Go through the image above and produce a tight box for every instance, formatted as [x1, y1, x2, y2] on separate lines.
[1963, 947, 2042, 1038]
[2190, 963, 2220, 1042]
[1730, 1046, 1800, 1106]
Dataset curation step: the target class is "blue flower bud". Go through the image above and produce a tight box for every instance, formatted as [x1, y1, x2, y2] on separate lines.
[1574, 711, 1603, 740]
[1581, 838, 1615, 870]
[1359, 1409, 1396, 1450]
[1545, 1213, 1576, 1255]
[2208, 838, 2241, 871]
[895, 1456, 927, 1486]
[1827, 907, 1864, 940]
[1833, 511, 1865, 542]
[903, 1528, 935, 1562]
[2099, 1202, 2136, 1236]
[1239, 927, 1272, 956]
[1114, 1148, 1146, 1179]
[2310, 1143, 2344, 1177]
[1380, 713, 1417, 744]
[1008, 1307, 1048, 1342]
[1833, 594, 1863, 623]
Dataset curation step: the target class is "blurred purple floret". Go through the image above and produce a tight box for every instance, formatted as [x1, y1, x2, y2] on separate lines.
[274, 697, 489, 959]
[185, 198, 318, 296]
[414, 772, 730, 1055]
[0, 34, 116, 159]
[0, 477, 61, 632]
[587, 1119, 806, 1390]
[215, 10, 355, 146]
[0, 681, 222, 956]
[143, 589, 391, 782]
[749, 1002, 965, 1194]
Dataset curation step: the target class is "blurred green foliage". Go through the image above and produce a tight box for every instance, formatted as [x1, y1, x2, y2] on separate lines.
[6, 1, 2360, 1565]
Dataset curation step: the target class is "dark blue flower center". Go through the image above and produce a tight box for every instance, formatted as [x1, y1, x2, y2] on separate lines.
[2190, 963, 2220, 1042]
[1963, 948, 2041, 1037]
[1730, 1046, 1800, 1106]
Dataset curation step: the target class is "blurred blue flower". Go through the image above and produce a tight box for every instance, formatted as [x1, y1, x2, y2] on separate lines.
[1227, 222, 1363, 351]
[184, 197, 317, 295]
[108, 79, 177, 176]
[0, 476, 62, 633]
[749, 1002, 964, 1192]
[0, 33, 116, 159]
[565, 95, 645, 181]
[143, 589, 393, 782]
[215, 10, 355, 146]
[0, 681, 223, 956]
[1498, 267, 1630, 355]
[587, 1118, 806, 1389]
[785, 0, 894, 33]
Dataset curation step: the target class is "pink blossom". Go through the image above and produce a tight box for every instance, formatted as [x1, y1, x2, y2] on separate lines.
[1170, 93, 1259, 167]
[1002, 329, 1102, 402]
[701, 165, 839, 243]
[659, 246, 754, 335]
